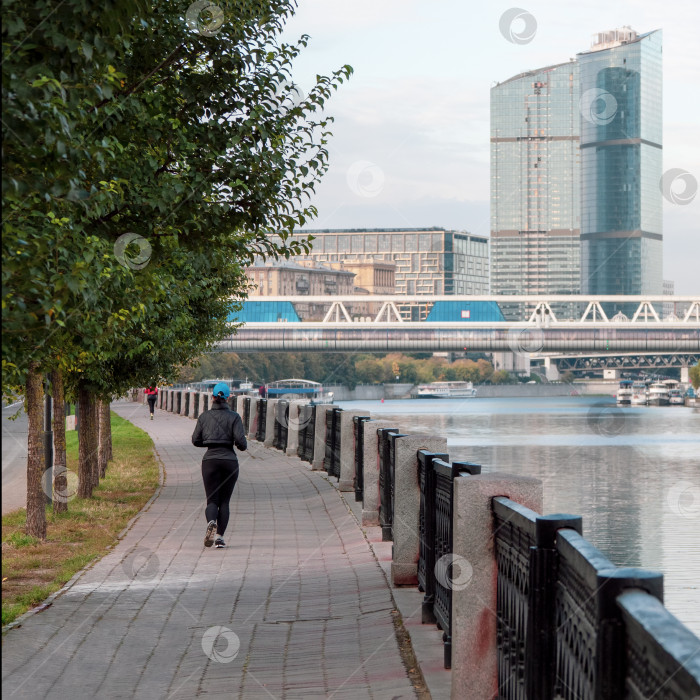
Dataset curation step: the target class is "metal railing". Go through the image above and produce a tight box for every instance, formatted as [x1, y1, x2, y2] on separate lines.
[377, 427, 400, 542]
[255, 399, 267, 442]
[242, 397, 251, 432]
[273, 400, 289, 451]
[298, 404, 316, 462]
[432, 457, 480, 669]
[324, 407, 342, 478]
[353, 416, 372, 502]
[489, 497, 694, 700]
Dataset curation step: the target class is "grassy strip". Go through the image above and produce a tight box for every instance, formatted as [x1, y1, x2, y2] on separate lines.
[1, 412, 160, 626]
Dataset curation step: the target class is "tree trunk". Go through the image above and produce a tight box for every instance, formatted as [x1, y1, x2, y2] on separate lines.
[90, 396, 100, 489]
[77, 383, 97, 498]
[25, 363, 47, 539]
[50, 368, 68, 513]
[104, 398, 113, 461]
[98, 399, 110, 479]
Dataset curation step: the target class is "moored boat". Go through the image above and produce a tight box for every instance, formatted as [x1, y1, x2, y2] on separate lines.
[647, 381, 670, 406]
[630, 382, 648, 406]
[668, 389, 685, 405]
[616, 380, 633, 405]
[265, 378, 334, 405]
[415, 381, 477, 399]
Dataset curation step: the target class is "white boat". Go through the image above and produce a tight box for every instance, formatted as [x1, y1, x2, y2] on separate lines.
[668, 389, 685, 406]
[265, 378, 334, 405]
[616, 380, 633, 405]
[415, 381, 477, 399]
[630, 383, 648, 406]
[647, 381, 669, 406]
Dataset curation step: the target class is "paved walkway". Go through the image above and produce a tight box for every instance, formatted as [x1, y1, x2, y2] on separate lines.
[2, 401, 419, 699]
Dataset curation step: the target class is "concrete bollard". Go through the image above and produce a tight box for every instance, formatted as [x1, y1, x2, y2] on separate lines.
[338, 410, 369, 491]
[179, 391, 188, 416]
[285, 400, 306, 457]
[361, 420, 401, 527]
[311, 404, 334, 471]
[391, 434, 447, 586]
[264, 398, 279, 447]
[450, 473, 542, 700]
[248, 399, 258, 439]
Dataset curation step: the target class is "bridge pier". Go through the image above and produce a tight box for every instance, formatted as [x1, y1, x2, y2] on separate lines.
[544, 357, 560, 381]
[681, 366, 690, 384]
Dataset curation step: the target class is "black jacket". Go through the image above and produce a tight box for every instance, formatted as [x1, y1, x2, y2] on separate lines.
[192, 401, 247, 462]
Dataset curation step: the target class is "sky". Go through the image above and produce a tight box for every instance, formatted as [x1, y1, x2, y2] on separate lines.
[279, 0, 700, 294]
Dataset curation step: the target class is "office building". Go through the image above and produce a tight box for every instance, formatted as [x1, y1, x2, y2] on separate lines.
[292, 228, 489, 297]
[578, 28, 663, 313]
[491, 61, 581, 321]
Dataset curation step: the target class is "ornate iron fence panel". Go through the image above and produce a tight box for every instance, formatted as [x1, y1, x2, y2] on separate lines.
[617, 591, 700, 700]
[256, 399, 267, 442]
[553, 530, 663, 700]
[243, 397, 251, 431]
[193, 393, 200, 418]
[175, 391, 182, 414]
[184, 392, 190, 417]
[353, 416, 371, 502]
[417, 450, 449, 625]
[324, 407, 342, 478]
[377, 427, 399, 542]
[432, 459, 480, 669]
[492, 497, 539, 700]
[274, 400, 288, 451]
[298, 404, 316, 463]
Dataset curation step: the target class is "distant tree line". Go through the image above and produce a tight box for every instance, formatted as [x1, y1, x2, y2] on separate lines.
[176, 352, 518, 387]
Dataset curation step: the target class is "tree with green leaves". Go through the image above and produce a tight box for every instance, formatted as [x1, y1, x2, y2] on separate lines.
[689, 364, 700, 391]
[3, 0, 351, 536]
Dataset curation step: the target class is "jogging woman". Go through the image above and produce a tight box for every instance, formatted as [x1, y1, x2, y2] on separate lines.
[191, 382, 247, 548]
[145, 385, 158, 420]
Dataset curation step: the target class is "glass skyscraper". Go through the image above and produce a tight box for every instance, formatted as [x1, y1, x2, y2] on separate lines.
[491, 61, 581, 320]
[578, 29, 663, 312]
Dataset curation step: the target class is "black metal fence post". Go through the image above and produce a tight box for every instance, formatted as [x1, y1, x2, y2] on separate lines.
[353, 416, 371, 502]
[377, 427, 399, 542]
[526, 514, 582, 700]
[432, 459, 480, 670]
[417, 450, 449, 624]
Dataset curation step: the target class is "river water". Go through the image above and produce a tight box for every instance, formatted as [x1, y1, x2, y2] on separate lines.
[337, 396, 700, 636]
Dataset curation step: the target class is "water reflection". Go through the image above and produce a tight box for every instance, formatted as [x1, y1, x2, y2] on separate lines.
[339, 397, 700, 635]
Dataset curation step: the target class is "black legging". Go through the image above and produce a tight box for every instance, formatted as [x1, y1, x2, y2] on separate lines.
[147, 396, 157, 414]
[201, 459, 239, 536]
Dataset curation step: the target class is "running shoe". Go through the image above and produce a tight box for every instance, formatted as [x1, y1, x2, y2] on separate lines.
[214, 536, 225, 549]
[150, 414, 154, 420]
[204, 520, 217, 547]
